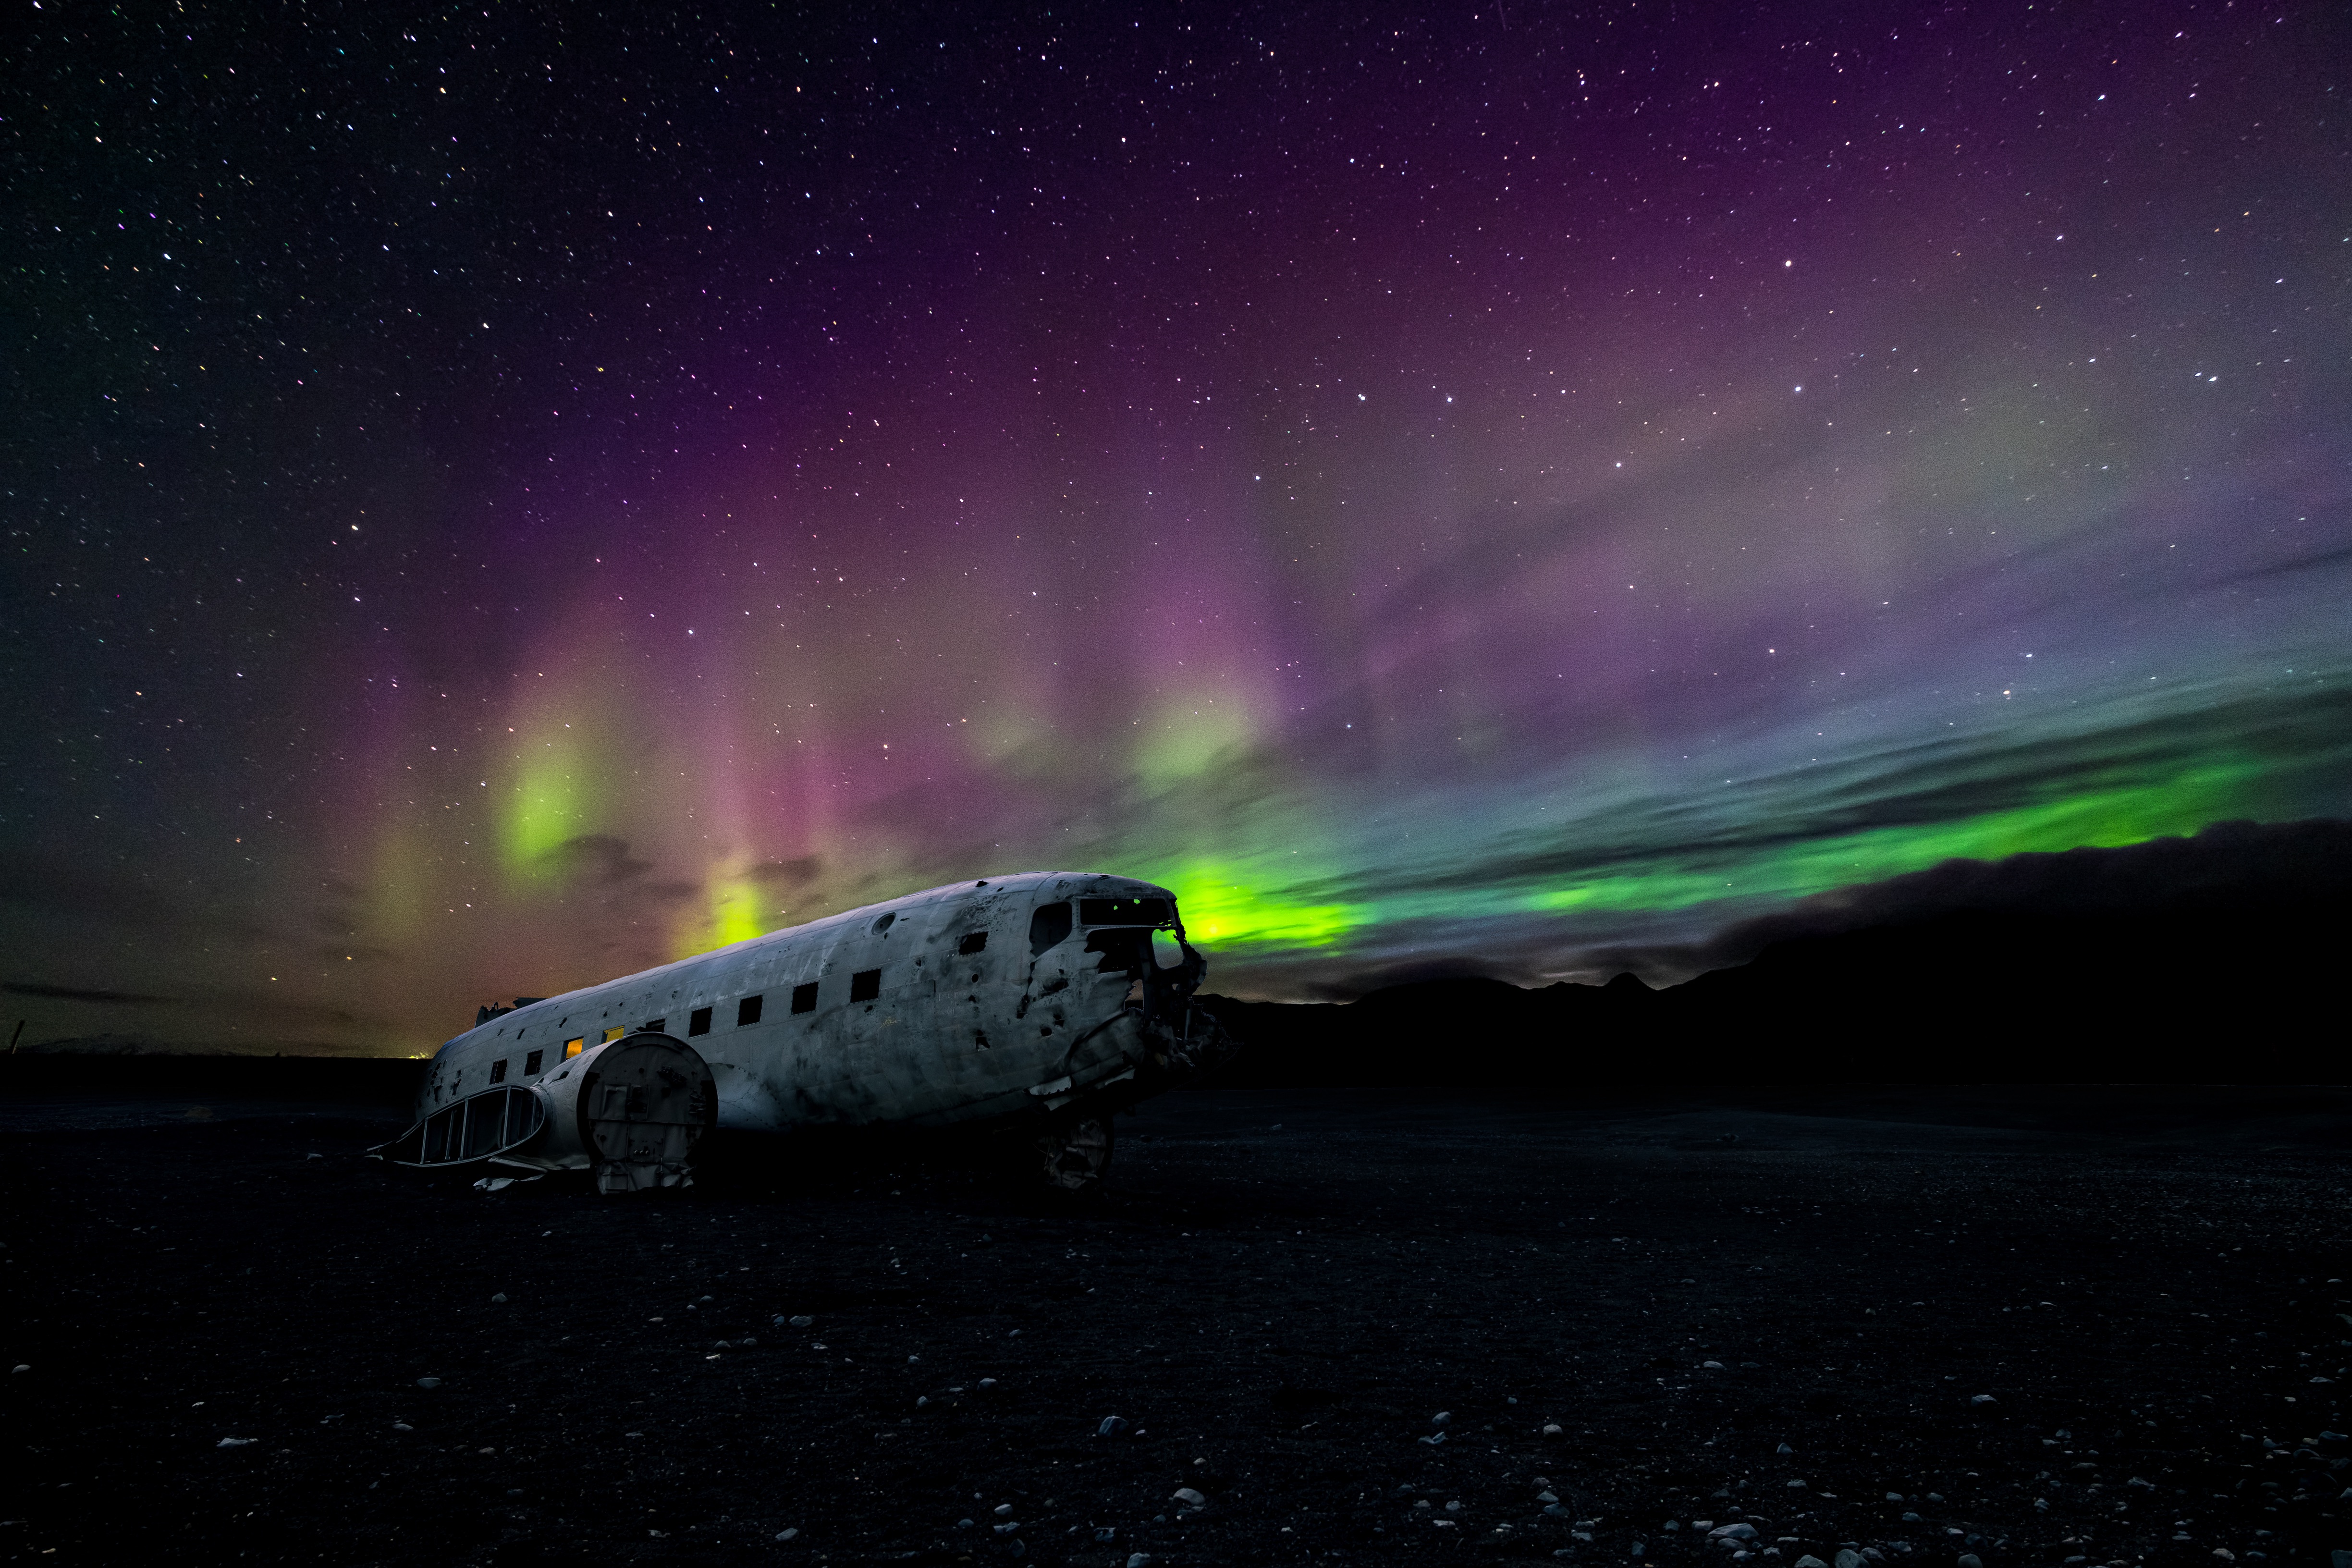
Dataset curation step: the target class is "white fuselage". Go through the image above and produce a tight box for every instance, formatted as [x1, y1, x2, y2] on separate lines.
[416, 870, 1199, 1135]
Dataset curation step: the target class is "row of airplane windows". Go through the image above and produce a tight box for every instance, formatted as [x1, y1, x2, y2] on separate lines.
[481, 965, 901, 1085]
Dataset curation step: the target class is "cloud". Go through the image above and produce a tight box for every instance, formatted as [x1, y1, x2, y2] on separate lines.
[3, 980, 172, 1005]
[0, 849, 269, 941]
[536, 833, 653, 886]
[749, 856, 823, 887]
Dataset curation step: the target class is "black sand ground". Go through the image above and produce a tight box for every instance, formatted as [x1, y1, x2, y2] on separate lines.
[5, 1083, 2351, 1568]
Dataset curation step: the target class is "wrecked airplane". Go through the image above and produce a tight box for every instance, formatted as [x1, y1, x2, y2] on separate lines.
[369, 872, 1234, 1193]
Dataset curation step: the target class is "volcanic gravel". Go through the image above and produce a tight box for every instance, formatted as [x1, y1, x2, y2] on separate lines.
[4, 1084, 2350, 1568]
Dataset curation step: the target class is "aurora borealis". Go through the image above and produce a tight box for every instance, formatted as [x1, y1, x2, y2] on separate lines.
[5, 0, 2349, 1053]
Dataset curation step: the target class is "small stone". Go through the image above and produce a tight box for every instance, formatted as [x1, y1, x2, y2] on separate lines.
[1778, 1443, 1795, 1455]
[1098, 1415, 1129, 1437]
[1094, 1527, 1117, 1542]
[1666, 1520, 1683, 1531]
[1128, 1555, 1154, 1568]
[1172, 1486, 1207, 1507]
[1788, 1480, 1809, 1489]
[775, 1528, 798, 1541]
[10, 1365, 27, 1375]
[788, 1314, 814, 1328]
[1795, 1557, 1830, 1568]
[1420, 1432, 1449, 1446]
[1447, 1501, 1463, 1513]
[490, 1293, 507, 1304]
[992, 1520, 1019, 1534]
[698, 1294, 715, 1304]
[1538, 1491, 1561, 1504]
[415, 1377, 441, 1389]
[740, 1335, 757, 1347]
[994, 1504, 1014, 1515]
[1544, 1423, 1565, 1437]
[956, 1518, 974, 1529]
[1925, 1493, 1944, 1504]
[978, 1377, 998, 1388]
[1957, 1556, 1984, 1568]
[1835, 1553, 1863, 1568]
[1902, 1512, 1923, 1524]
[392, 1422, 413, 1432]
[1969, 1394, 1995, 1405]
[1433, 1410, 1452, 1426]
[1703, 1360, 1725, 1370]
[714, 1340, 732, 1351]
[1887, 1494, 1906, 1503]
[1545, 1504, 1573, 1519]
[1711, 1524, 1760, 1543]
[216, 1437, 256, 1448]
[916, 1396, 929, 1407]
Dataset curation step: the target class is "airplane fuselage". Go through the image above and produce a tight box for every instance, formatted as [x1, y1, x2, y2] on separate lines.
[414, 871, 1219, 1165]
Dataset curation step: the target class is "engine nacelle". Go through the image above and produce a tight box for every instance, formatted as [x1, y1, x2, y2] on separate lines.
[372, 1033, 715, 1194]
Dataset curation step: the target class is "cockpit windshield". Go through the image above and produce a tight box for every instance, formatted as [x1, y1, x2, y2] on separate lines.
[1079, 896, 1172, 926]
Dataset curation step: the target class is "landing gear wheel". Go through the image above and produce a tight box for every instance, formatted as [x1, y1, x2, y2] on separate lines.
[1037, 1116, 1114, 1192]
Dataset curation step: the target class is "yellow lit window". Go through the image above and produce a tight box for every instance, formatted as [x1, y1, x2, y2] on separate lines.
[564, 1038, 584, 1058]
[603, 1026, 624, 1043]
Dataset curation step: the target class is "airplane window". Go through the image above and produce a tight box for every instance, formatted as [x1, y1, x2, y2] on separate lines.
[565, 1038, 585, 1058]
[1080, 897, 1171, 926]
[957, 931, 988, 956]
[872, 911, 896, 935]
[850, 968, 882, 1003]
[1028, 902, 1073, 956]
[602, 1026, 623, 1043]
[790, 982, 818, 1015]
[523, 1049, 544, 1076]
[1152, 930, 1185, 969]
[688, 1006, 713, 1037]
[737, 994, 764, 1027]
[490, 1058, 508, 1084]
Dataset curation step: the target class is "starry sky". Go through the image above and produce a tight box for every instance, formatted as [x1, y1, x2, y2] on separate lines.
[6, 0, 2350, 1054]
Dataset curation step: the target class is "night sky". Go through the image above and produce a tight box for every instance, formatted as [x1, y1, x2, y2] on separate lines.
[6, 0, 2349, 1054]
